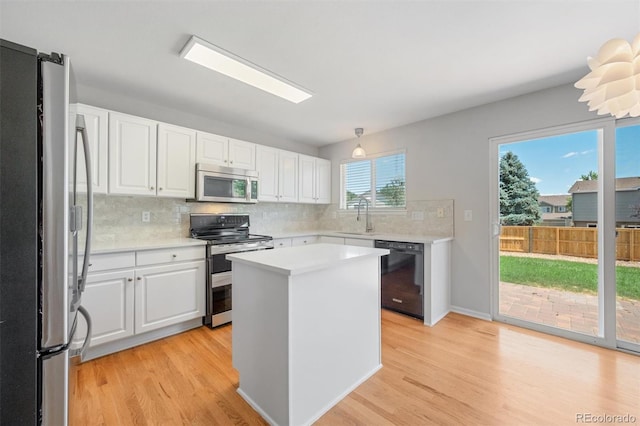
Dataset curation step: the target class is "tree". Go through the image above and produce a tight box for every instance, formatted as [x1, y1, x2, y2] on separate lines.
[346, 190, 359, 209]
[377, 178, 405, 207]
[499, 151, 541, 225]
[566, 196, 572, 212]
[580, 170, 598, 180]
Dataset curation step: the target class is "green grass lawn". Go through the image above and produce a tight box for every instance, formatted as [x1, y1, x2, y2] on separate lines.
[500, 256, 640, 300]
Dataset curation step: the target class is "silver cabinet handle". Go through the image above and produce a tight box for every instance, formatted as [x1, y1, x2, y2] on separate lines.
[150, 186, 154, 190]
[159, 187, 163, 191]
[230, 160, 233, 164]
[172, 254, 177, 258]
[137, 276, 142, 281]
[127, 278, 133, 282]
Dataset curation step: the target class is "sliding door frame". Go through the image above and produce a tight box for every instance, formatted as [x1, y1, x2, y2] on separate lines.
[489, 117, 618, 349]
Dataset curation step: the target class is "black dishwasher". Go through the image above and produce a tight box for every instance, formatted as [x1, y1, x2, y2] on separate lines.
[375, 240, 424, 319]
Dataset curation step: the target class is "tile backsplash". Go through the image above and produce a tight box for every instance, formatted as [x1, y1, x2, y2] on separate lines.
[91, 195, 454, 244]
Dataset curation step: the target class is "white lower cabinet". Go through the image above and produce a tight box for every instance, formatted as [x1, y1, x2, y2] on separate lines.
[135, 261, 205, 334]
[76, 245, 205, 359]
[273, 238, 293, 249]
[73, 268, 135, 347]
[318, 236, 345, 244]
[291, 235, 318, 246]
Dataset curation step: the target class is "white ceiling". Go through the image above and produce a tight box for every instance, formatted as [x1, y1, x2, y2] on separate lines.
[1, 1, 639, 146]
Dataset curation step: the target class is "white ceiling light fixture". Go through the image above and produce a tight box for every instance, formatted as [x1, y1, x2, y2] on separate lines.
[352, 127, 366, 158]
[179, 35, 313, 104]
[575, 33, 640, 118]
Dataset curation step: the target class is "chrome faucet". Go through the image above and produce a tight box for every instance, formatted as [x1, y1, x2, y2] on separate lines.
[356, 196, 374, 233]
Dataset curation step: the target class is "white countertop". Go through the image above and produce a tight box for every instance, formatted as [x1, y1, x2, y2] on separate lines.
[227, 243, 389, 276]
[271, 230, 453, 244]
[91, 238, 207, 254]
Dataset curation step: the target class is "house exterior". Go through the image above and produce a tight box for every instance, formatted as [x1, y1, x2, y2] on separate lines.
[538, 194, 572, 226]
[569, 177, 640, 227]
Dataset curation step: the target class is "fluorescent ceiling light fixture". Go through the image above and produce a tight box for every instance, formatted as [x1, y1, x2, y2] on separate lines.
[180, 35, 312, 104]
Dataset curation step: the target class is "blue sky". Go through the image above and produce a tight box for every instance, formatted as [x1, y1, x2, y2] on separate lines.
[499, 126, 640, 195]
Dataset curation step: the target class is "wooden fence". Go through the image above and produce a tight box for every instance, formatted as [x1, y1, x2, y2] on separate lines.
[500, 226, 640, 262]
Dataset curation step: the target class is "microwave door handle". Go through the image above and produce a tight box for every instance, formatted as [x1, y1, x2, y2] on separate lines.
[77, 115, 93, 294]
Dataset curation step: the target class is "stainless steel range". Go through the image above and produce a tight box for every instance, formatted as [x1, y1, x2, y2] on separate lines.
[190, 214, 273, 327]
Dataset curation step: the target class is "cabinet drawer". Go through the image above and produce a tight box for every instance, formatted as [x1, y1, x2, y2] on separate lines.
[84, 251, 136, 273]
[136, 246, 204, 266]
[291, 236, 318, 246]
[273, 238, 292, 249]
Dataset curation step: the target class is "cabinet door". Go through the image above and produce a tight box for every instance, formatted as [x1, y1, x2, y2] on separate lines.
[134, 261, 205, 334]
[315, 158, 331, 204]
[228, 138, 256, 170]
[157, 123, 196, 198]
[108, 112, 157, 195]
[196, 131, 228, 166]
[74, 104, 108, 194]
[256, 145, 279, 201]
[72, 269, 135, 347]
[278, 150, 299, 203]
[298, 154, 316, 203]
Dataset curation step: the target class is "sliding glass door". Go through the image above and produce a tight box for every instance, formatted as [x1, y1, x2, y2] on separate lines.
[490, 118, 635, 351]
[615, 122, 640, 351]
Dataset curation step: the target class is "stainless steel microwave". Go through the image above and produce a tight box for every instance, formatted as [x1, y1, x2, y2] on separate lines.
[196, 163, 259, 203]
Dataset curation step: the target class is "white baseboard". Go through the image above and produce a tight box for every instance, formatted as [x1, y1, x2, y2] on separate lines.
[82, 318, 203, 361]
[449, 305, 492, 321]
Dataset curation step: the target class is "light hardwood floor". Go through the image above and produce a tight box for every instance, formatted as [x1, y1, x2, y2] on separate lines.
[70, 310, 639, 425]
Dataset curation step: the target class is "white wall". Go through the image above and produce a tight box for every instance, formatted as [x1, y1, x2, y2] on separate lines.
[319, 83, 598, 317]
[77, 83, 320, 156]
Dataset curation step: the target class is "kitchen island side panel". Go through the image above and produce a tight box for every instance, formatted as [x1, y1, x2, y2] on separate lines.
[289, 256, 382, 425]
[232, 265, 289, 426]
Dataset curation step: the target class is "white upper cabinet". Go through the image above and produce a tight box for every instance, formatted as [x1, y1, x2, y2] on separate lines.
[108, 113, 196, 198]
[108, 112, 158, 196]
[157, 123, 196, 198]
[196, 131, 227, 165]
[298, 155, 331, 204]
[278, 150, 299, 202]
[256, 145, 298, 202]
[315, 158, 331, 203]
[196, 131, 256, 170]
[228, 138, 257, 170]
[74, 104, 108, 194]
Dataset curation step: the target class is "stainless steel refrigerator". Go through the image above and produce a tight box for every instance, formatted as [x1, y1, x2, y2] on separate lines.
[0, 39, 93, 425]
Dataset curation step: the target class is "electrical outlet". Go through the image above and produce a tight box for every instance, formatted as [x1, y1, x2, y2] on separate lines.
[411, 211, 424, 220]
[262, 211, 268, 220]
[437, 207, 445, 218]
[142, 211, 150, 223]
[464, 210, 473, 221]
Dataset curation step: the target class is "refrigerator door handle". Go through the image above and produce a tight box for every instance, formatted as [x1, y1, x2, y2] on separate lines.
[70, 305, 92, 360]
[76, 114, 93, 294]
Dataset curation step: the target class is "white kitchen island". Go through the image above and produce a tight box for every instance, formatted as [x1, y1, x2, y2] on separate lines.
[227, 243, 389, 426]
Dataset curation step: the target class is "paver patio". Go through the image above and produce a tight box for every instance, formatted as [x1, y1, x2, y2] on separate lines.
[500, 282, 640, 344]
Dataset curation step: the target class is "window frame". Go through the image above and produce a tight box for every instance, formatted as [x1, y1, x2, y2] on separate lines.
[339, 149, 407, 212]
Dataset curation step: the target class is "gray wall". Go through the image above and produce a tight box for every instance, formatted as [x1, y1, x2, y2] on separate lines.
[319, 83, 598, 317]
[77, 83, 320, 157]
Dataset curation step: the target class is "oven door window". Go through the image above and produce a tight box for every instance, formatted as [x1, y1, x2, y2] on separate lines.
[203, 175, 247, 199]
[211, 253, 231, 274]
[212, 284, 232, 315]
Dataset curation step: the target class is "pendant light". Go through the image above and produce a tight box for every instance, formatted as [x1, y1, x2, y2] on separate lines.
[352, 127, 366, 158]
[575, 33, 640, 118]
